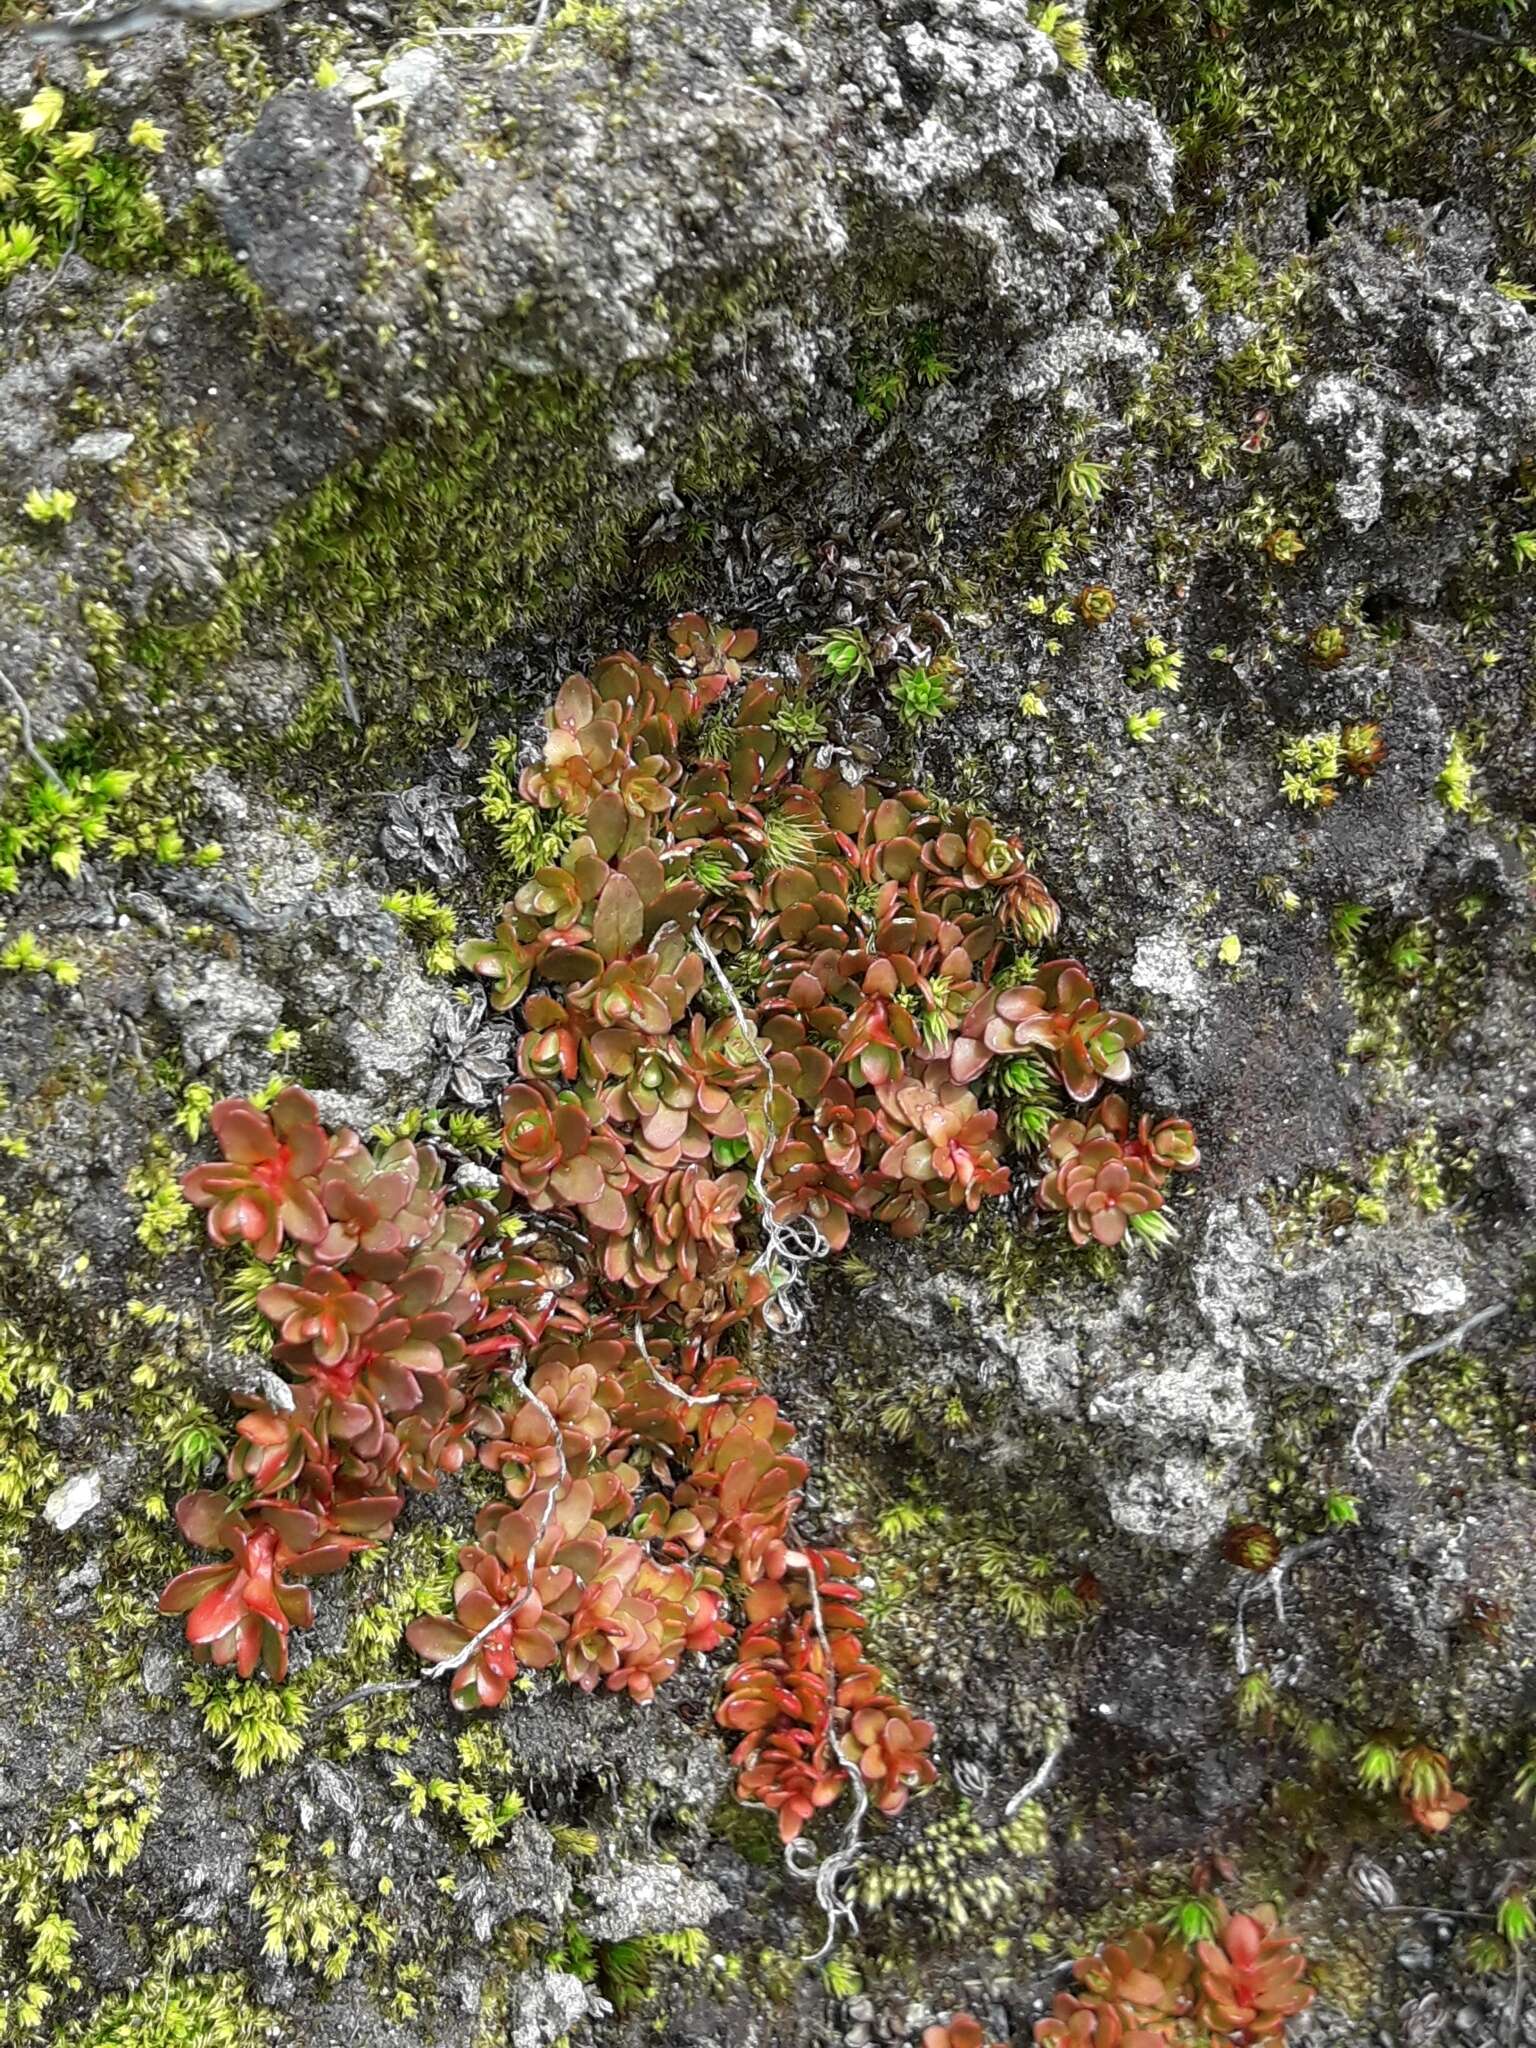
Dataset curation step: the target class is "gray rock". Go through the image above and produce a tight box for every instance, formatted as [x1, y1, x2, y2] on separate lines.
[42, 1470, 104, 1530]
[152, 957, 284, 1072]
[506, 1968, 591, 2048]
[585, 1858, 730, 1942]
[68, 429, 135, 466]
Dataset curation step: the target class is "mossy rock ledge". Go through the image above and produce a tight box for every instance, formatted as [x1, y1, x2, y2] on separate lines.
[0, 2, 1534, 2046]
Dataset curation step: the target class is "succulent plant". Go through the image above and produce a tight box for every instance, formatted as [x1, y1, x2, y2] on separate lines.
[1307, 622, 1350, 670]
[1033, 1994, 1166, 2048]
[1193, 1902, 1314, 2042]
[1035, 960, 1146, 1101]
[836, 1666, 938, 1816]
[159, 1491, 370, 1680]
[182, 1087, 340, 1263]
[1038, 1100, 1168, 1248]
[172, 618, 1195, 1852]
[924, 2017, 1001, 2048]
[1340, 721, 1385, 777]
[1222, 1523, 1282, 1573]
[1033, 1904, 1312, 2048]
[1397, 1746, 1469, 1833]
[1072, 1926, 1195, 2026]
[1262, 528, 1305, 565]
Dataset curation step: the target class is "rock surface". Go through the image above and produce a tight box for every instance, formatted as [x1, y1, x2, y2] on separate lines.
[1, 2, 1534, 2046]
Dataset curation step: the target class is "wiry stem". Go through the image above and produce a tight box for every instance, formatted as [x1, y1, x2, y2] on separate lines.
[0, 669, 64, 791]
[784, 1548, 869, 1965]
[692, 923, 829, 1333]
[634, 1317, 723, 1407]
[1004, 1735, 1070, 1818]
[1351, 1300, 1512, 1471]
[1234, 1534, 1339, 1675]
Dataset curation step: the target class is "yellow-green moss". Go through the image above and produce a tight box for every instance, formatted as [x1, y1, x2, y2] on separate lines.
[1098, 0, 1536, 250]
[70, 1948, 271, 2048]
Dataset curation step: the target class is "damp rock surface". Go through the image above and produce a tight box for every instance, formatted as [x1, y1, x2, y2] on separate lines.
[0, 3, 1533, 2046]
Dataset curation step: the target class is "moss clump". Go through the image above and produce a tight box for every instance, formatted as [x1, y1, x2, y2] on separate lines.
[249, 1835, 394, 1984]
[123, 360, 760, 762]
[184, 1671, 309, 1779]
[856, 1798, 1050, 1938]
[1329, 898, 1489, 1080]
[0, 1750, 164, 2039]
[864, 1482, 1091, 1642]
[1097, 0, 1536, 249]
[0, 90, 168, 286]
[72, 1950, 271, 2048]
[0, 730, 219, 896]
[0, 1318, 71, 1591]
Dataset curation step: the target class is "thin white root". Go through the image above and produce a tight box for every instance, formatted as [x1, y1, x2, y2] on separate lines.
[1351, 1300, 1511, 1471]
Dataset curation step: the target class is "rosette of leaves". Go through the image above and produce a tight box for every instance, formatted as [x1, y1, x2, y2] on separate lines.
[1037, 1096, 1170, 1248]
[181, 1087, 345, 1263]
[431, 994, 514, 1107]
[159, 1492, 373, 1680]
[379, 783, 467, 882]
[1396, 1746, 1469, 1834]
[1193, 1902, 1314, 2041]
[924, 2018, 1002, 2048]
[1034, 1995, 1167, 2048]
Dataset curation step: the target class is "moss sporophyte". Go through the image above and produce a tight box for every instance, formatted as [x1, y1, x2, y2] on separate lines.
[165, 617, 1200, 1853]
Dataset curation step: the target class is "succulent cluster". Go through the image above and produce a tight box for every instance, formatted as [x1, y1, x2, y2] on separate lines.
[1354, 1735, 1472, 1833]
[172, 1087, 492, 1676]
[1037, 1904, 1314, 2047]
[1038, 1091, 1198, 1249]
[923, 2018, 1000, 2048]
[170, 618, 1195, 1836]
[719, 1549, 936, 1838]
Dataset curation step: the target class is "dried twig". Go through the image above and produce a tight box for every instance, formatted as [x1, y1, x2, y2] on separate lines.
[330, 635, 361, 728]
[1511, 1938, 1525, 2048]
[420, 1586, 532, 1680]
[513, 0, 551, 65]
[29, 0, 288, 43]
[315, 1677, 421, 1721]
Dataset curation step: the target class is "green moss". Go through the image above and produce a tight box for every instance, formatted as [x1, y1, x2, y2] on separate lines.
[124, 1145, 195, 1255]
[0, 90, 168, 286]
[391, 1728, 526, 1850]
[380, 886, 458, 974]
[0, 1751, 165, 2040]
[0, 1318, 71, 1591]
[124, 372, 618, 727]
[1330, 896, 1488, 1080]
[249, 1835, 393, 1983]
[864, 1481, 1090, 1642]
[70, 1950, 271, 2048]
[1097, 0, 1536, 250]
[856, 1798, 1050, 1938]
[184, 1671, 309, 1778]
[0, 731, 215, 896]
[114, 352, 768, 769]
[476, 740, 584, 881]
